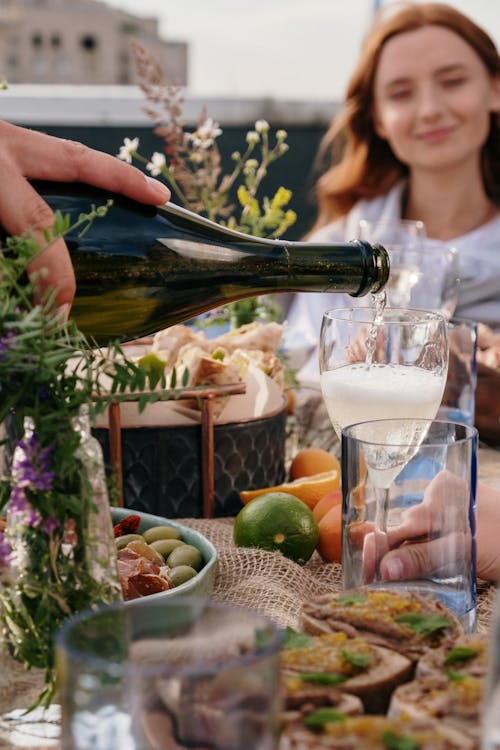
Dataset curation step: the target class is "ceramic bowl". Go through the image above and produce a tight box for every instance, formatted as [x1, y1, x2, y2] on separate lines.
[111, 507, 217, 605]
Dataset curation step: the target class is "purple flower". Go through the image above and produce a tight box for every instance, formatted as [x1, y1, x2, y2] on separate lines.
[6, 497, 42, 529]
[12, 432, 55, 492]
[26, 506, 42, 528]
[0, 532, 12, 567]
[43, 516, 60, 535]
[8, 486, 29, 513]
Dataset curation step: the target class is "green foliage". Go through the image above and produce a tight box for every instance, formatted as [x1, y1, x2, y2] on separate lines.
[0, 206, 207, 707]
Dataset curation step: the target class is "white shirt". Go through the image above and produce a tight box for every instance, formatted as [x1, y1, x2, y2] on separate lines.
[285, 180, 500, 385]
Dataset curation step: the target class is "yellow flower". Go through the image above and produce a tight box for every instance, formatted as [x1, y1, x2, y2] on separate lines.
[271, 187, 292, 210]
[237, 185, 251, 206]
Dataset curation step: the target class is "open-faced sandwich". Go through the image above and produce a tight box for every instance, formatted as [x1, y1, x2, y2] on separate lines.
[416, 633, 488, 680]
[280, 628, 412, 714]
[301, 589, 463, 663]
[279, 711, 475, 749]
[148, 321, 286, 419]
[388, 672, 483, 749]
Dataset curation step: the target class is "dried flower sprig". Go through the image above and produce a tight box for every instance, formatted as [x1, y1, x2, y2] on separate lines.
[120, 41, 297, 239]
[118, 42, 298, 329]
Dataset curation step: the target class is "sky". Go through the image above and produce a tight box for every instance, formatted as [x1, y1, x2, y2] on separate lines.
[102, 0, 500, 102]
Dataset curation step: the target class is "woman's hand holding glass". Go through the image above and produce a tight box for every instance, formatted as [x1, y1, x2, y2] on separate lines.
[360, 470, 471, 584]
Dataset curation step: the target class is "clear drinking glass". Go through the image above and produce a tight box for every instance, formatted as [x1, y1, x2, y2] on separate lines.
[356, 219, 459, 317]
[341, 418, 477, 632]
[439, 318, 478, 426]
[56, 598, 283, 750]
[319, 307, 449, 440]
[357, 218, 426, 245]
[384, 242, 460, 317]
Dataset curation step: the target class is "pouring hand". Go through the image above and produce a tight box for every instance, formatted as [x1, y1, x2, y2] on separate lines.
[0, 119, 170, 311]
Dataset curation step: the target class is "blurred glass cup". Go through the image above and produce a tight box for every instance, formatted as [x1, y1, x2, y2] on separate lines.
[357, 218, 426, 245]
[56, 598, 283, 750]
[341, 419, 477, 632]
[439, 318, 478, 427]
[356, 219, 460, 318]
[385, 242, 460, 318]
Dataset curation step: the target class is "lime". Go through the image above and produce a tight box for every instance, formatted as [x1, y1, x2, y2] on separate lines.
[233, 492, 319, 565]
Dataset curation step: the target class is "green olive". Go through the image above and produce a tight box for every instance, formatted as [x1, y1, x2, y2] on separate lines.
[167, 544, 203, 571]
[149, 538, 185, 558]
[142, 525, 182, 543]
[169, 565, 198, 587]
[115, 533, 144, 550]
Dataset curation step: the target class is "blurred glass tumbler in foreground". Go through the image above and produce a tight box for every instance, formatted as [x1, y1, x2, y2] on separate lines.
[56, 598, 283, 750]
[24, 182, 390, 343]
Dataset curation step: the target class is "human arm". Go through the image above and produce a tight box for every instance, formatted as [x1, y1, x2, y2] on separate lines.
[0, 119, 171, 310]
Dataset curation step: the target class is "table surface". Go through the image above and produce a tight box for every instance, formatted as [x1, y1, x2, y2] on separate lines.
[1, 443, 499, 749]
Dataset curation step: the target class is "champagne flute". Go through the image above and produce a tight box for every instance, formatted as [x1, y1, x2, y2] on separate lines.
[319, 307, 449, 444]
[319, 307, 449, 573]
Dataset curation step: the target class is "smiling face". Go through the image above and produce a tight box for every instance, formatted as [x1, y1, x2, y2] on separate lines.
[373, 25, 500, 177]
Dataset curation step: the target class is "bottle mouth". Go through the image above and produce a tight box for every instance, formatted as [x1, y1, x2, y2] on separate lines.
[371, 243, 391, 294]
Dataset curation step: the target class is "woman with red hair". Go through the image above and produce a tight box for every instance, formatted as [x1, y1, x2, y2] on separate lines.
[287, 1, 500, 443]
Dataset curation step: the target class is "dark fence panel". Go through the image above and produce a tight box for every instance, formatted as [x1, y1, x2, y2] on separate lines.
[27, 123, 326, 240]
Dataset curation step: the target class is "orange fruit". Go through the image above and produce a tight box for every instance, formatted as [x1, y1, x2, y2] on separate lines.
[348, 520, 375, 551]
[289, 448, 340, 480]
[317, 503, 342, 564]
[233, 492, 319, 565]
[239, 469, 340, 510]
[313, 490, 342, 523]
[284, 387, 296, 415]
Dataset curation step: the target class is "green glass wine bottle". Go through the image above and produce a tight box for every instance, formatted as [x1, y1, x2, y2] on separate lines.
[30, 181, 390, 344]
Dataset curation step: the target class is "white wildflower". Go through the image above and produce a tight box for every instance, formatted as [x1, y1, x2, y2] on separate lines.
[188, 135, 203, 148]
[276, 129, 288, 141]
[188, 117, 222, 150]
[255, 119, 270, 134]
[117, 137, 139, 163]
[246, 131, 259, 145]
[243, 159, 259, 176]
[146, 152, 166, 177]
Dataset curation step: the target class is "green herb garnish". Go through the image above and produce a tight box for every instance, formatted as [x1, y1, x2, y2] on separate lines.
[446, 669, 468, 682]
[444, 645, 478, 665]
[211, 348, 225, 361]
[394, 613, 452, 635]
[303, 708, 347, 729]
[341, 649, 371, 669]
[337, 593, 367, 605]
[282, 627, 314, 650]
[298, 672, 348, 685]
[382, 730, 420, 750]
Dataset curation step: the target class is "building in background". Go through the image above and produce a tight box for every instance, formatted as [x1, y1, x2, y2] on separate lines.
[0, 0, 188, 85]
